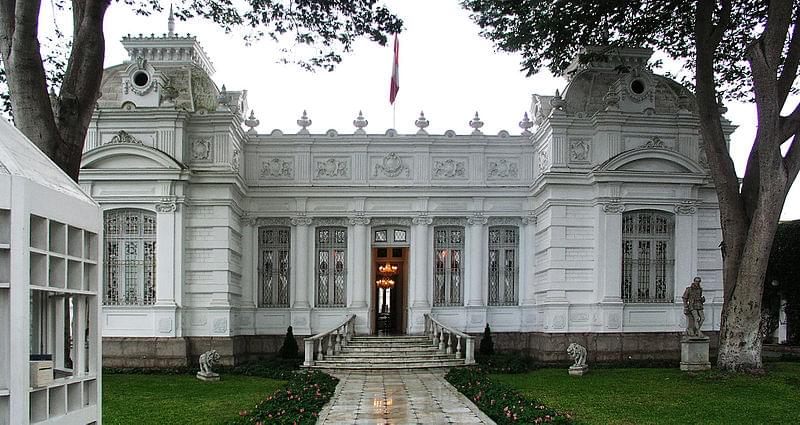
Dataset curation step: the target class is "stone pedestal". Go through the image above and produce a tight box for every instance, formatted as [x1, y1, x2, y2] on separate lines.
[196, 371, 220, 381]
[680, 336, 711, 371]
[568, 365, 589, 376]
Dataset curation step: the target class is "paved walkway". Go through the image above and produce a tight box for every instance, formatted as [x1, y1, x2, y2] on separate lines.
[317, 370, 495, 425]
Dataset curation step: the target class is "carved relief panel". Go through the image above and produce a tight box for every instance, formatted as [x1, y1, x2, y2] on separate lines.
[487, 158, 519, 180]
[314, 157, 350, 179]
[432, 158, 468, 180]
[260, 157, 295, 179]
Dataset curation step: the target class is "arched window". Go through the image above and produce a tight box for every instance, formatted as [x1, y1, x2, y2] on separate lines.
[316, 226, 347, 307]
[259, 226, 290, 307]
[433, 226, 464, 306]
[488, 226, 518, 306]
[103, 209, 156, 305]
[622, 210, 675, 303]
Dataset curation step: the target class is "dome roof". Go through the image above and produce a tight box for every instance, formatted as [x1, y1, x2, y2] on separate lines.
[0, 119, 95, 204]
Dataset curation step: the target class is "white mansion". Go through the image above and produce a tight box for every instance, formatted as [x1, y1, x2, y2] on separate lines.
[80, 30, 731, 366]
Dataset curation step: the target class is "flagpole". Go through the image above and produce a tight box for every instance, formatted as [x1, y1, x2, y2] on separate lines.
[393, 102, 396, 130]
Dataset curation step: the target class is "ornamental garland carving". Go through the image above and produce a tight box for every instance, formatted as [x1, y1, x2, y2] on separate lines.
[108, 130, 142, 145]
[231, 148, 241, 172]
[432, 217, 467, 226]
[487, 159, 519, 179]
[569, 140, 590, 163]
[411, 215, 433, 226]
[674, 201, 697, 215]
[253, 217, 291, 227]
[316, 158, 348, 178]
[373, 153, 410, 178]
[521, 215, 537, 226]
[349, 214, 371, 226]
[537, 149, 550, 171]
[488, 217, 521, 226]
[290, 216, 313, 226]
[155, 198, 177, 213]
[602, 199, 625, 214]
[312, 217, 348, 227]
[467, 214, 488, 226]
[372, 217, 414, 227]
[260, 158, 294, 179]
[191, 139, 211, 161]
[637, 136, 671, 150]
[432, 159, 466, 178]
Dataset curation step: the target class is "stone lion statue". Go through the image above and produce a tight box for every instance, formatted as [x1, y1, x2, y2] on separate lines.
[567, 343, 587, 367]
[199, 349, 220, 375]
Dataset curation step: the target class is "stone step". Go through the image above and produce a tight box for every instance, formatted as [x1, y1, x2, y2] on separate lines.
[310, 358, 466, 369]
[341, 345, 441, 353]
[345, 340, 435, 346]
[349, 336, 430, 342]
[324, 353, 456, 361]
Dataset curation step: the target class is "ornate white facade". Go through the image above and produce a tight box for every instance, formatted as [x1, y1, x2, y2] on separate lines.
[80, 33, 732, 363]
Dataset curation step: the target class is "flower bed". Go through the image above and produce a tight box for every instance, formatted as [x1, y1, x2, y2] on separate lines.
[445, 368, 573, 424]
[228, 370, 338, 425]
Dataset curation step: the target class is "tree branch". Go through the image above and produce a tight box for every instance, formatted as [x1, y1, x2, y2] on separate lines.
[785, 133, 800, 190]
[777, 12, 800, 106]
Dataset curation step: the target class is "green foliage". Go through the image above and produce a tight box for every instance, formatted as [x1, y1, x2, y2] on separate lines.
[763, 220, 800, 343]
[228, 370, 339, 425]
[221, 357, 302, 380]
[102, 373, 286, 425]
[461, 0, 774, 100]
[278, 326, 300, 359]
[446, 368, 573, 424]
[477, 352, 536, 374]
[479, 323, 494, 356]
[491, 363, 800, 424]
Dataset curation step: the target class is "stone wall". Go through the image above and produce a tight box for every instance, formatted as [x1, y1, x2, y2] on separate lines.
[103, 335, 305, 368]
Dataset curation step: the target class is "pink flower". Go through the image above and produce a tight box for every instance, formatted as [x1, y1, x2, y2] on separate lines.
[238, 410, 248, 417]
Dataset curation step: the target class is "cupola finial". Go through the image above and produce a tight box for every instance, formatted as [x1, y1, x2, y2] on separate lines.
[167, 4, 175, 36]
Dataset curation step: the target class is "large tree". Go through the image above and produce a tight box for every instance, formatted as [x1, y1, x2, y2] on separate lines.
[462, 0, 800, 371]
[0, 0, 402, 180]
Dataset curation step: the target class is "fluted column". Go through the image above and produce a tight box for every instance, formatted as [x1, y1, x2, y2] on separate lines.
[412, 215, 432, 308]
[350, 215, 370, 308]
[467, 213, 487, 306]
[291, 216, 312, 308]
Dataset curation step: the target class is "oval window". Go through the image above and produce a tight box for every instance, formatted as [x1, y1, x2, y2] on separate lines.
[630, 79, 646, 95]
[132, 71, 150, 87]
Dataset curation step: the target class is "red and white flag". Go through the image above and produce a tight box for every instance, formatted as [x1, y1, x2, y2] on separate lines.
[389, 34, 400, 105]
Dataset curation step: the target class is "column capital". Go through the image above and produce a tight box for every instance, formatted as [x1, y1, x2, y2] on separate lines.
[522, 215, 537, 226]
[467, 212, 488, 226]
[674, 200, 698, 215]
[349, 213, 371, 226]
[155, 198, 177, 213]
[291, 215, 313, 226]
[412, 214, 433, 225]
[602, 198, 625, 214]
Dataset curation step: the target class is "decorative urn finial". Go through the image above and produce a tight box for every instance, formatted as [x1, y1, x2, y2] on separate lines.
[469, 111, 484, 135]
[415, 111, 429, 135]
[518, 112, 533, 135]
[297, 110, 312, 134]
[244, 110, 259, 135]
[167, 4, 176, 36]
[353, 110, 368, 135]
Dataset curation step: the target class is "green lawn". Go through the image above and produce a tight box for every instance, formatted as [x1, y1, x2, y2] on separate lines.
[492, 362, 800, 425]
[103, 374, 286, 425]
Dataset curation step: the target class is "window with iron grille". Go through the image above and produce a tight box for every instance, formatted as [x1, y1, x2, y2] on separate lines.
[104, 209, 156, 305]
[259, 226, 290, 307]
[488, 226, 518, 306]
[316, 226, 347, 307]
[433, 226, 464, 306]
[622, 210, 675, 303]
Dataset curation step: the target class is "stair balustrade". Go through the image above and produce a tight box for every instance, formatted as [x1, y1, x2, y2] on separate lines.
[303, 314, 356, 367]
[423, 314, 475, 365]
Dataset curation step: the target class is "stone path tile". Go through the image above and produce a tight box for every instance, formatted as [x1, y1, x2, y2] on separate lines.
[317, 370, 495, 425]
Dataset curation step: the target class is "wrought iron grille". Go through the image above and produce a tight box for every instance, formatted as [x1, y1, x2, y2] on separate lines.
[259, 226, 290, 307]
[433, 226, 464, 306]
[316, 226, 347, 307]
[488, 226, 519, 306]
[104, 209, 156, 305]
[622, 210, 674, 303]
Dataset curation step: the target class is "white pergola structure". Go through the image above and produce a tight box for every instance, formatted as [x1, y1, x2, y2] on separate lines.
[0, 120, 101, 424]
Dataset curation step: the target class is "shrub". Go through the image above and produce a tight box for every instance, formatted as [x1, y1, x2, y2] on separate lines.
[479, 323, 495, 356]
[228, 370, 338, 425]
[477, 352, 536, 374]
[446, 368, 573, 424]
[278, 326, 300, 359]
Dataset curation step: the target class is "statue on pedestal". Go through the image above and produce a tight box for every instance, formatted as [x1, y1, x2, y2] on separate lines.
[197, 349, 221, 381]
[567, 342, 588, 376]
[682, 277, 706, 337]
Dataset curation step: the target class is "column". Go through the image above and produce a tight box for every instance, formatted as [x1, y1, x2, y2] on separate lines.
[155, 199, 177, 305]
[349, 215, 370, 309]
[240, 216, 256, 308]
[291, 217, 312, 308]
[412, 215, 432, 307]
[599, 201, 624, 302]
[674, 202, 698, 301]
[521, 215, 537, 305]
[467, 214, 487, 306]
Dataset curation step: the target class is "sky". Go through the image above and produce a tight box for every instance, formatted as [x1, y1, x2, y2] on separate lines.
[43, 0, 798, 220]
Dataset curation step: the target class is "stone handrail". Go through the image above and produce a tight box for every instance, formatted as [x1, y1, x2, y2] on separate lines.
[423, 314, 475, 365]
[303, 314, 356, 367]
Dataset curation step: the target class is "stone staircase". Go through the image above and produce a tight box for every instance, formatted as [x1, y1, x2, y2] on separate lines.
[309, 335, 467, 370]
